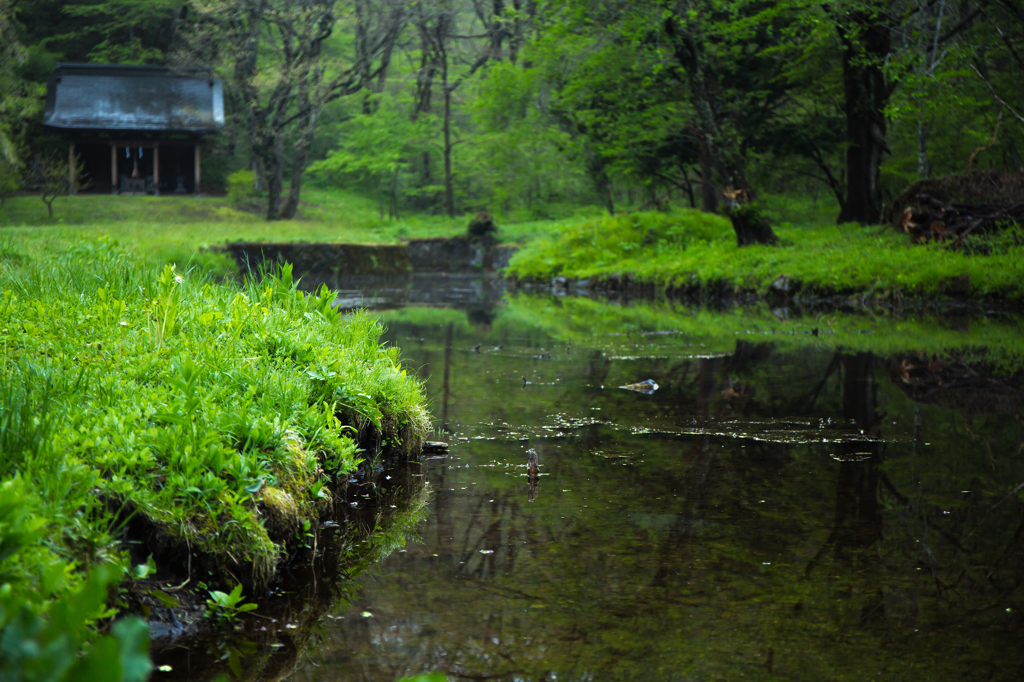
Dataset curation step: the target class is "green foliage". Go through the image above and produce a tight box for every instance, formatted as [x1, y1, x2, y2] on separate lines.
[0, 158, 19, 205]
[0, 474, 151, 682]
[59, 0, 177, 64]
[0, 0, 44, 166]
[309, 94, 435, 219]
[0, 235, 430, 597]
[507, 210, 732, 276]
[225, 170, 262, 210]
[205, 583, 258, 626]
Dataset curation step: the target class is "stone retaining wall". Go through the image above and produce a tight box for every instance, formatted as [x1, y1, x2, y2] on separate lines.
[223, 238, 517, 281]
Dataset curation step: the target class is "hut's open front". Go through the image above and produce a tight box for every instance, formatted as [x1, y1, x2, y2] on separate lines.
[43, 63, 223, 196]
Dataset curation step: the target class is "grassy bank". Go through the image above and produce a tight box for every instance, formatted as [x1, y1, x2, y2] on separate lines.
[505, 210, 1024, 303]
[0, 234, 430, 675]
[0, 188, 566, 276]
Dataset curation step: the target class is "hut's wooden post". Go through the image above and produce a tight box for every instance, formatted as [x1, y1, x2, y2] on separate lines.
[68, 141, 76, 196]
[153, 143, 160, 196]
[194, 143, 201, 197]
[110, 142, 118, 194]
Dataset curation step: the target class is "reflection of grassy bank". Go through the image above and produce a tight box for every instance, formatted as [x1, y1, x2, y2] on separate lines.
[506, 210, 1024, 303]
[501, 293, 1024, 372]
[0, 235, 429, 671]
[151, 463, 431, 681]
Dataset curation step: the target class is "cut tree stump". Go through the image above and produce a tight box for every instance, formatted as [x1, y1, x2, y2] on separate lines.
[723, 188, 778, 247]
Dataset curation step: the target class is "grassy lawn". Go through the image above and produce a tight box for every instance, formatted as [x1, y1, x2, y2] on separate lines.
[5, 187, 1019, 302]
[0, 187, 566, 274]
[506, 209, 1024, 303]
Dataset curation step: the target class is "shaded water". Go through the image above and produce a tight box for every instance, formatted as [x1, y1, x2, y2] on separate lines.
[167, 279, 1024, 682]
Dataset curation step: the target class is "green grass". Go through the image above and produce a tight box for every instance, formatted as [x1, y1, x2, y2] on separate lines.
[0, 187, 564, 275]
[0, 233, 430, 606]
[506, 209, 1024, 302]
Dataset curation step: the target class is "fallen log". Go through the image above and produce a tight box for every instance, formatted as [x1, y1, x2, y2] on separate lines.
[898, 193, 1024, 244]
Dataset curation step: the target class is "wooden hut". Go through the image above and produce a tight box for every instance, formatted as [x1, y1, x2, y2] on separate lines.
[43, 63, 224, 196]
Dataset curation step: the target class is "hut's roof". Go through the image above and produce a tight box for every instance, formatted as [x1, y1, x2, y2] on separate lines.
[43, 63, 224, 133]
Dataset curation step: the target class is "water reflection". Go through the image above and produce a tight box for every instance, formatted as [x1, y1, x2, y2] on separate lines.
[327, 274, 506, 313]
[288, 300, 1024, 682]
[153, 460, 429, 681]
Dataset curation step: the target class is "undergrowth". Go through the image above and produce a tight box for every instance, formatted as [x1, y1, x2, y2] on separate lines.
[0, 235, 429, 620]
[506, 211, 1024, 301]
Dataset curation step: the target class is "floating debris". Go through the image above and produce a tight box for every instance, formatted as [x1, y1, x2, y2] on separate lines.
[422, 441, 449, 455]
[619, 379, 659, 394]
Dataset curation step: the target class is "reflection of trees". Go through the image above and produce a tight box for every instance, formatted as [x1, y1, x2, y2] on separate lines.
[326, 319, 1024, 679]
[807, 353, 882, 575]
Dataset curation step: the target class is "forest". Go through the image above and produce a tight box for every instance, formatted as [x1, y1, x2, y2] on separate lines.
[2, 0, 1023, 228]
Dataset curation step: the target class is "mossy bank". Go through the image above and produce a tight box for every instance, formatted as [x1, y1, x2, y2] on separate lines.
[504, 210, 1024, 306]
[0, 234, 430, 675]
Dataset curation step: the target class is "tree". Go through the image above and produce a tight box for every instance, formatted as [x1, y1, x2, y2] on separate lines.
[408, 0, 528, 217]
[518, 0, 784, 243]
[180, 0, 405, 220]
[1, 0, 43, 167]
[830, 1, 895, 224]
[38, 153, 86, 218]
[16, 0, 180, 64]
[308, 93, 434, 218]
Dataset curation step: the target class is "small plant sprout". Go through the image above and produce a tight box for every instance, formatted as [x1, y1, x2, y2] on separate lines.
[205, 583, 258, 625]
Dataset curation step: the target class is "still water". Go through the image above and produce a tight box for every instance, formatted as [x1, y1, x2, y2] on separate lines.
[164, 278, 1024, 681]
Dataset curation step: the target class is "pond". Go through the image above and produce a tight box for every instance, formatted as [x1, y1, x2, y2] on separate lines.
[161, 277, 1024, 682]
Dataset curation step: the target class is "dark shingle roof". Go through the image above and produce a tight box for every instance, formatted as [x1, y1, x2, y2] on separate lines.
[43, 63, 224, 132]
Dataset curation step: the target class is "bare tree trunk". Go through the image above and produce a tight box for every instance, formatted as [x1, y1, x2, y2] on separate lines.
[280, 133, 311, 219]
[698, 139, 718, 213]
[442, 45, 455, 218]
[281, 82, 319, 219]
[917, 119, 929, 178]
[262, 145, 283, 220]
[836, 12, 891, 225]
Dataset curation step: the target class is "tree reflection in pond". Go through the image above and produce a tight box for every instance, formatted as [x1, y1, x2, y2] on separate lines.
[287, 305, 1023, 682]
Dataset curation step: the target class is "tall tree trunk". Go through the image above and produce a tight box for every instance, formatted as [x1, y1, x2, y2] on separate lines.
[262, 146, 283, 220]
[586, 152, 614, 215]
[836, 13, 891, 225]
[280, 132, 311, 219]
[281, 80, 319, 219]
[442, 53, 455, 218]
[698, 139, 718, 213]
[916, 119, 929, 178]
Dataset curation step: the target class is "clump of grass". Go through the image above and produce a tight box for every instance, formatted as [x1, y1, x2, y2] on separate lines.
[506, 211, 1024, 302]
[0, 235, 430, 594]
[506, 210, 732, 278]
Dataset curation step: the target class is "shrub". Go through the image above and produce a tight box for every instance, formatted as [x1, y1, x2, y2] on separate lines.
[226, 169, 262, 209]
